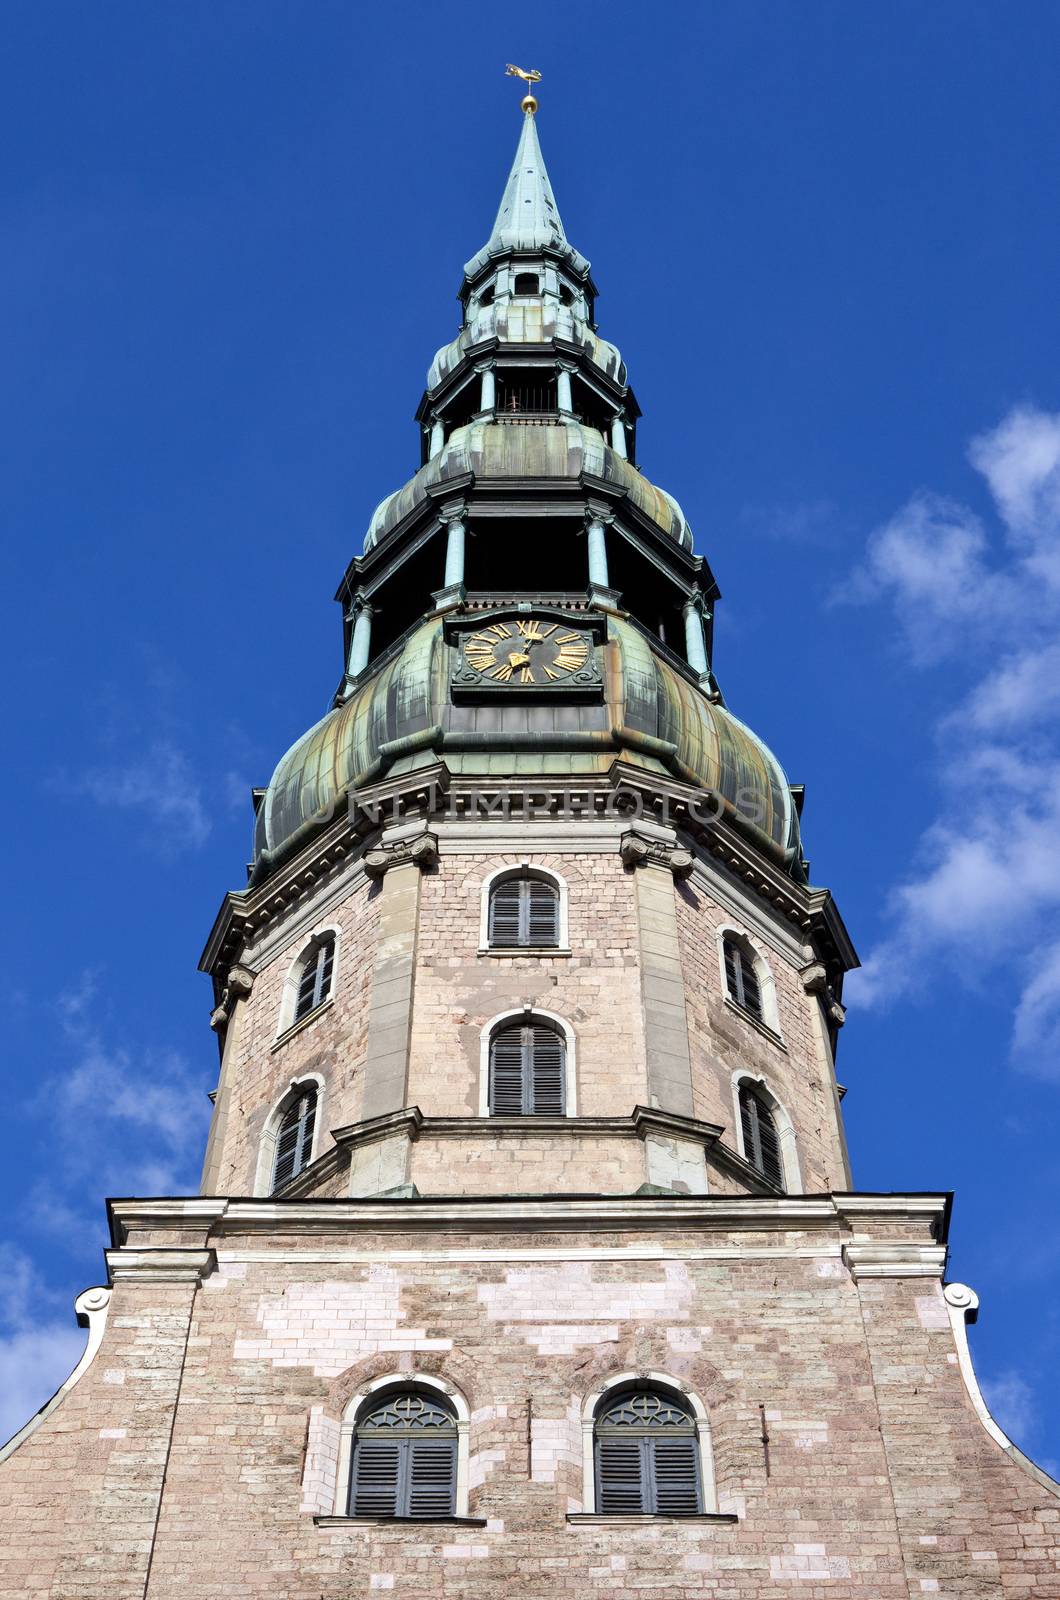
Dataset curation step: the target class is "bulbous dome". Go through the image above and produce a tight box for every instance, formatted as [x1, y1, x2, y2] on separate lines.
[364, 419, 693, 553]
[428, 301, 625, 393]
[253, 616, 799, 878]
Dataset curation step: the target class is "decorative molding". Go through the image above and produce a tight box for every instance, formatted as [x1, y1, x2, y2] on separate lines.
[619, 827, 693, 878]
[105, 1247, 217, 1285]
[842, 1243, 947, 1281]
[566, 1513, 738, 1526]
[0, 1286, 112, 1465]
[313, 1516, 488, 1529]
[363, 829, 439, 879]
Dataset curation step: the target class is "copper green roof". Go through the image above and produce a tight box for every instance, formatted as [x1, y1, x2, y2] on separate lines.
[464, 109, 589, 281]
[254, 616, 798, 874]
[363, 419, 692, 552]
[428, 302, 624, 393]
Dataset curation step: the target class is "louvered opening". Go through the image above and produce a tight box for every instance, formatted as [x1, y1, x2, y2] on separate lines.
[724, 936, 762, 1021]
[489, 1022, 566, 1115]
[739, 1084, 784, 1190]
[271, 1089, 317, 1191]
[349, 1391, 457, 1520]
[595, 1387, 702, 1517]
[488, 875, 559, 948]
[294, 935, 335, 1022]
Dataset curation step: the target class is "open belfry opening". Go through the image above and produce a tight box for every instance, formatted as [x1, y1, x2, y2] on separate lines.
[3, 65, 1058, 1600]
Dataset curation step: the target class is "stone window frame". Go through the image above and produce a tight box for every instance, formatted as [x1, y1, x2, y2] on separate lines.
[478, 1007, 578, 1118]
[254, 1072, 327, 1197]
[715, 924, 783, 1041]
[334, 1372, 472, 1519]
[478, 863, 570, 954]
[274, 922, 343, 1043]
[729, 1068, 802, 1193]
[579, 1370, 718, 1514]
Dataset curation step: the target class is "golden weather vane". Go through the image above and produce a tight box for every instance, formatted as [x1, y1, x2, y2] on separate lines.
[505, 63, 542, 114]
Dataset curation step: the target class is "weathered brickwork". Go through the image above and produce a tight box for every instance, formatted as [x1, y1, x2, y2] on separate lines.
[2, 1214, 1057, 1598]
[211, 871, 380, 1192]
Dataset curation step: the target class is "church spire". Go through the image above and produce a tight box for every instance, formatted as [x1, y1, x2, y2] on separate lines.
[463, 100, 589, 281]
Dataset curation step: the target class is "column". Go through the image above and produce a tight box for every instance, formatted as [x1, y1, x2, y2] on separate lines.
[479, 365, 496, 412]
[443, 513, 466, 588]
[683, 596, 709, 677]
[610, 413, 627, 458]
[429, 415, 445, 458]
[556, 363, 573, 414]
[347, 596, 373, 678]
[586, 515, 610, 589]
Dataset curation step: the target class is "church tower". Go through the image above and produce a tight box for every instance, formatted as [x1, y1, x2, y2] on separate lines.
[2, 89, 1058, 1600]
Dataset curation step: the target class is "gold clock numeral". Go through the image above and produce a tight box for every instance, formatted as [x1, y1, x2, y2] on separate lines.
[542, 666, 560, 681]
[488, 624, 512, 639]
[492, 663, 514, 681]
[520, 667, 535, 684]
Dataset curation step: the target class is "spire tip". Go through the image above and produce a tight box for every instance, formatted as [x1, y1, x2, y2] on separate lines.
[505, 63, 541, 115]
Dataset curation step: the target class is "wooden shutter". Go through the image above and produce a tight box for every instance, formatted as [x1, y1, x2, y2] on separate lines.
[740, 1085, 783, 1189]
[488, 879, 523, 946]
[406, 1438, 457, 1518]
[649, 1435, 701, 1514]
[271, 1090, 316, 1191]
[596, 1436, 646, 1513]
[295, 937, 335, 1021]
[724, 937, 762, 1020]
[526, 879, 559, 946]
[488, 876, 559, 947]
[490, 1024, 565, 1115]
[489, 1027, 527, 1114]
[529, 1025, 565, 1114]
[350, 1439, 402, 1517]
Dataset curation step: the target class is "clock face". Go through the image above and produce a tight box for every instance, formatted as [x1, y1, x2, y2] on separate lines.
[463, 619, 592, 686]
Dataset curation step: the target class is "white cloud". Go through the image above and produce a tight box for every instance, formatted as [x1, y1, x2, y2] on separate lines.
[981, 1369, 1039, 1446]
[63, 739, 210, 852]
[842, 406, 1060, 1076]
[0, 1246, 85, 1445]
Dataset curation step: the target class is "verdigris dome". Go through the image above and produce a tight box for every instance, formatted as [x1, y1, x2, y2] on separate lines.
[428, 302, 625, 392]
[253, 617, 799, 878]
[364, 419, 692, 553]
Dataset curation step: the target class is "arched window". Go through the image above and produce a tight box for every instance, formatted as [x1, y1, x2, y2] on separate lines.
[738, 1082, 783, 1189]
[348, 1389, 457, 1520]
[595, 1386, 702, 1515]
[294, 934, 335, 1023]
[489, 1019, 565, 1115]
[271, 1085, 318, 1192]
[723, 934, 762, 1021]
[488, 873, 559, 948]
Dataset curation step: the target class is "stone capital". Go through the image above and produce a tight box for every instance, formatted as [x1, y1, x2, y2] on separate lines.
[619, 828, 694, 879]
[363, 829, 439, 879]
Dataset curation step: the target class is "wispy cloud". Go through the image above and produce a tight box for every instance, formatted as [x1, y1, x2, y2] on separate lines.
[840, 405, 1060, 1075]
[981, 1367, 1049, 1458]
[63, 738, 211, 853]
[0, 1247, 85, 1444]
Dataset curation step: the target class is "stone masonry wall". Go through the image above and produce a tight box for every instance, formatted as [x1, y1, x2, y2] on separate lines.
[2, 1219, 1057, 1598]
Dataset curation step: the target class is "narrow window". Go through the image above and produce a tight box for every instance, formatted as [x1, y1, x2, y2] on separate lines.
[295, 935, 335, 1023]
[738, 1083, 783, 1189]
[349, 1390, 457, 1519]
[513, 272, 539, 295]
[271, 1087, 317, 1191]
[478, 284, 495, 307]
[595, 1388, 702, 1516]
[723, 935, 762, 1021]
[559, 283, 575, 307]
[488, 875, 559, 948]
[489, 1021, 565, 1115]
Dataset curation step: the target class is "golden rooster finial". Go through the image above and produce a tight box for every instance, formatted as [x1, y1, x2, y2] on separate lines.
[505, 63, 542, 114]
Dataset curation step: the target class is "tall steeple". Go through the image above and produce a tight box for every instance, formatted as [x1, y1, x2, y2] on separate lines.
[464, 105, 589, 279]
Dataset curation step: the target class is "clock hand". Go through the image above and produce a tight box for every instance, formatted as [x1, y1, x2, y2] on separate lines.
[508, 652, 530, 667]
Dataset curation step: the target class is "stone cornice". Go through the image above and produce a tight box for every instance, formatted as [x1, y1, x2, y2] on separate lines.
[104, 1246, 217, 1284]
[842, 1243, 949, 1280]
[108, 1191, 951, 1247]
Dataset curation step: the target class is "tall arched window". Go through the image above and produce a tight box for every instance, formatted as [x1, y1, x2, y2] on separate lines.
[595, 1386, 702, 1515]
[294, 934, 335, 1023]
[271, 1086, 317, 1192]
[489, 1019, 565, 1115]
[738, 1082, 783, 1189]
[723, 934, 762, 1021]
[488, 874, 560, 948]
[348, 1389, 457, 1519]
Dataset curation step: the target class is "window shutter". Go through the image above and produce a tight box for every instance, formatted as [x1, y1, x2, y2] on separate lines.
[406, 1438, 457, 1518]
[597, 1436, 645, 1514]
[724, 937, 762, 1020]
[526, 879, 559, 946]
[650, 1435, 701, 1514]
[529, 1025, 565, 1114]
[295, 936, 335, 1022]
[350, 1440, 402, 1517]
[489, 1029, 526, 1114]
[488, 879, 523, 947]
[271, 1090, 316, 1191]
[739, 1085, 783, 1190]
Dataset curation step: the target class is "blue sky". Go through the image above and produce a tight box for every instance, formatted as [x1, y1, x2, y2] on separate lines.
[2, 3, 1059, 1464]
